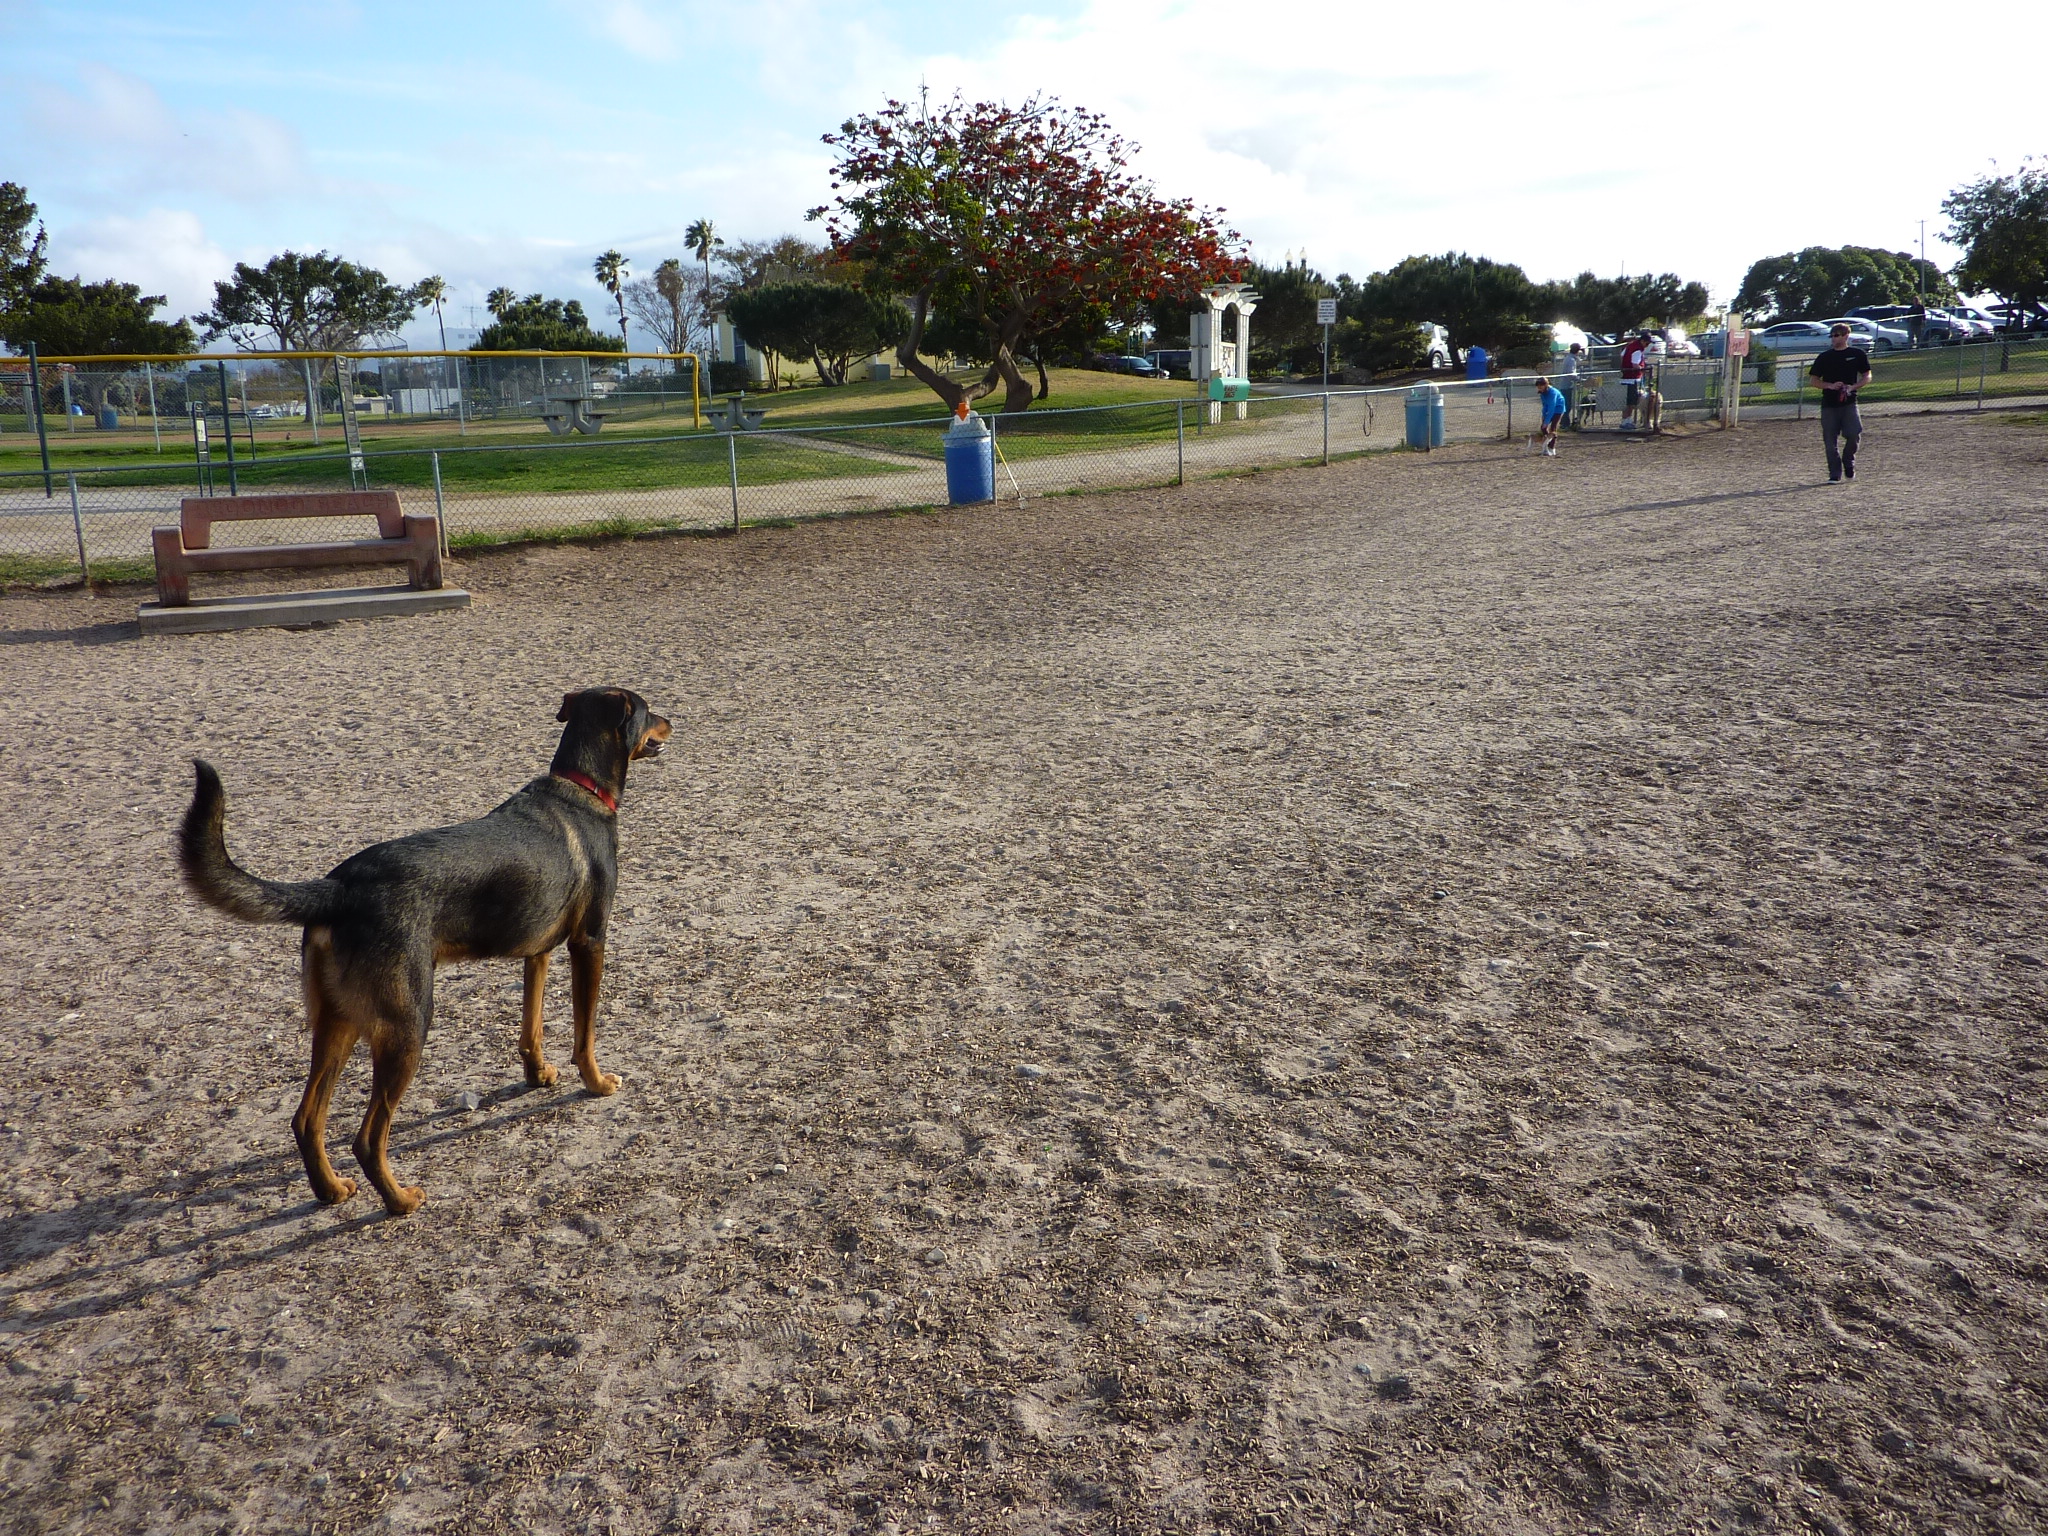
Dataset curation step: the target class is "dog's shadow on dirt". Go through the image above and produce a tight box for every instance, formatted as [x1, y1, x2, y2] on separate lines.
[0, 1082, 589, 1332]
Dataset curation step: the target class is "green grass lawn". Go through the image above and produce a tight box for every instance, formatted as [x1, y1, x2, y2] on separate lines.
[1742, 341, 2048, 407]
[0, 367, 1199, 479]
[0, 369, 1217, 495]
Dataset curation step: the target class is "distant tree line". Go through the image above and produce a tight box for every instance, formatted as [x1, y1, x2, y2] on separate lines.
[6, 139, 2045, 417]
[1732, 247, 1955, 323]
[1158, 253, 1716, 379]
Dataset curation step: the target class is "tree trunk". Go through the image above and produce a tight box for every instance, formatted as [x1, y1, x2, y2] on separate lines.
[993, 346, 1035, 414]
[1034, 350, 1050, 400]
[895, 287, 998, 413]
[988, 307, 1037, 414]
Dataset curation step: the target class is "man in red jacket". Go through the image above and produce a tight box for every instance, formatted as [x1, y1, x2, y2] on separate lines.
[1617, 332, 1651, 431]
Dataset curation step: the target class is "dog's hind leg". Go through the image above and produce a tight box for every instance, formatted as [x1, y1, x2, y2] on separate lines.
[294, 933, 361, 1205]
[353, 1025, 426, 1216]
[569, 938, 619, 1095]
[521, 952, 558, 1088]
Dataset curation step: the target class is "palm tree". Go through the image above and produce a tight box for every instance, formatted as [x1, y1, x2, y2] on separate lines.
[653, 257, 689, 358]
[594, 249, 630, 352]
[485, 286, 516, 319]
[684, 218, 723, 323]
[413, 275, 449, 349]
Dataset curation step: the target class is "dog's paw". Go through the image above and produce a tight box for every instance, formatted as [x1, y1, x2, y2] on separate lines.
[526, 1061, 559, 1089]
[581, 1070, 621, 1096]
[317, 1177, 358, 1205]
[384, 1186, 426, 1217]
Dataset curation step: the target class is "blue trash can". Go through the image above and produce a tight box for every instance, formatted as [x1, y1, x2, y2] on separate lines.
[1464, 345, 1490, 382]
[97, 406, 121, 431]
[944, 410, 994, 504]
[1404, 385, 1445, 450]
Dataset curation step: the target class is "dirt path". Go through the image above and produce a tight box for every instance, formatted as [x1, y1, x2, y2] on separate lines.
[2, 411, 2044, 1534]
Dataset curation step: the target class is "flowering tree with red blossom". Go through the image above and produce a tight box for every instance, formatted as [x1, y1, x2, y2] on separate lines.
[812, 95, 1241, 414]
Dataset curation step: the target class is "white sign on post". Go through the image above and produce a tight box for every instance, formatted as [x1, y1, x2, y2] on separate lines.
[1316, 298, 1338, 326]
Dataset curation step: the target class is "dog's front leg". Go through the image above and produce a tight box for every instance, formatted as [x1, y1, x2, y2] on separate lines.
[521, 953, 558, 1087]
[568, 938, 619, 1095]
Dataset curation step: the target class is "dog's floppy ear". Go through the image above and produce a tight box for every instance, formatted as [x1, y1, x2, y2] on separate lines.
[557, 688, 636, 726]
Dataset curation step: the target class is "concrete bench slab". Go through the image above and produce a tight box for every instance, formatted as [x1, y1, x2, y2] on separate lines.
[138, 584, 471, 635]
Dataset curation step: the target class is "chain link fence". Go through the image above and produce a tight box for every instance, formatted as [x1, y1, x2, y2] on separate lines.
[1734, 332, 2048, 416]
[5, 344, 2046, 589]
[0, 351, 702, 450]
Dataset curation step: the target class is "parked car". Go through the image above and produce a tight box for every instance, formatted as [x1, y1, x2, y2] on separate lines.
[1986, 302, 2048, 335]
[1945, 304, 2002, 338]
[1917, 308, 1974, 345]
[1417, 323, 1453, 369]
[1147, 348, 1192, 379]
[1545, 320, 1592, 359]
[1755, 320, 1836, 357]
[1847, 304, 1971, 345]
[1089, 354, 1161, 376]
[1821, 316, 1909, 352]
[1661, 326, 1701, 357]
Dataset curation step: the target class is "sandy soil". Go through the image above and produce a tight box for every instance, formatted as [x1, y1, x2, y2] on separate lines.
[1, 411, 2044, 1535]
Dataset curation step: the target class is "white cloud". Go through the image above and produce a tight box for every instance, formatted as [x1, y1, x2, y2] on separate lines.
[46, 208, 231, 319]
[25, 64, 311, 204]
[889, 0, 2035, 297]
[593, 0, 686, 61]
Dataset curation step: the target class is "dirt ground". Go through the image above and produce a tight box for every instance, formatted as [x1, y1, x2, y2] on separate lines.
[2, 411, 2044, 1535]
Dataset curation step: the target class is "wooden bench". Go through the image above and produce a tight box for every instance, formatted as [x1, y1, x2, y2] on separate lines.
[151, 491, 443, 607]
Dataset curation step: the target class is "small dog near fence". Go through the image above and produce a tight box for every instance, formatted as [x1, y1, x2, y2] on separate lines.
[178, 688, 671, 1216]
[1640, 385, 1664, 434]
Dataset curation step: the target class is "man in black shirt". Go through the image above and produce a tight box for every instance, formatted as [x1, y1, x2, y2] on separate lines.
[1808, 324, 1872, 481]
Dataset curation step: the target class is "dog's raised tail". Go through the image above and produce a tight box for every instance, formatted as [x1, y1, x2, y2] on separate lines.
[179, 760, 341, 926]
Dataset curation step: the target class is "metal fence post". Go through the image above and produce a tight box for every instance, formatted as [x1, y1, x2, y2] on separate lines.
[1978, 345, 1987, 408]
[1505, 378, 1513, 442]
[27, 341, 52, 497]
[1321, 391, 1330, 465]
[301, 358, 321, 445]
[144, 361, 162, 452]
[1176, 400, 1185, 485]
[728, 431, 740, 533]
[216, 360, 239, 494]
[431, 450, 450, 561]
[67, 471, 87, 583]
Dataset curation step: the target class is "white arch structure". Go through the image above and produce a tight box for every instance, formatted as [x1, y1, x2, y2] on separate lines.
[1190, 283, 1258, 420]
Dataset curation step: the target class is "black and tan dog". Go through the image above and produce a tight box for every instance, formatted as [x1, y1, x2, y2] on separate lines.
[178, 688, 671, 1216]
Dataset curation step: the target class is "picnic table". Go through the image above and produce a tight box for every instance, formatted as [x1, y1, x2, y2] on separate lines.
[539, 392, 609, 436]
[709, 395, 768, 432]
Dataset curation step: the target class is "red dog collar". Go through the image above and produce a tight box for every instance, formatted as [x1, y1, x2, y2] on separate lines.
[553, 769, 617, 813]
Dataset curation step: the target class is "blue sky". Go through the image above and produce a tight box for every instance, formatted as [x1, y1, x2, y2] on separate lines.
[7, 0, 2040, 348]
